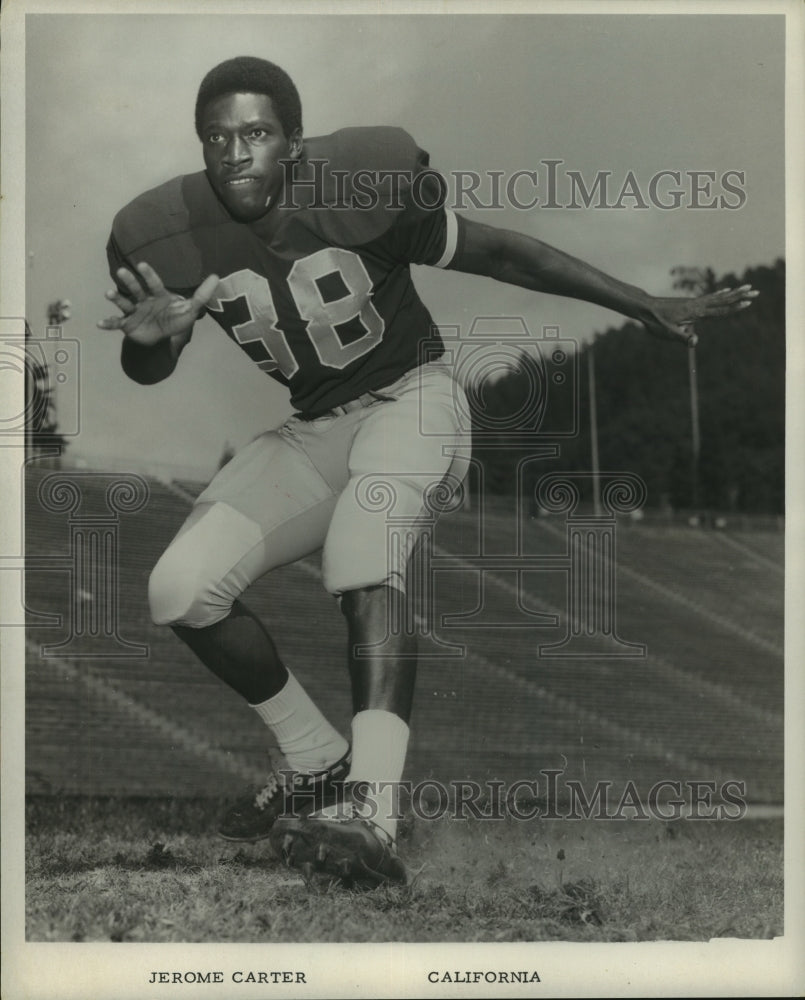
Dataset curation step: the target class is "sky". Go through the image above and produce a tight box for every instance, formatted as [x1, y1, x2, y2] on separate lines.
[21, 11, 785, 477]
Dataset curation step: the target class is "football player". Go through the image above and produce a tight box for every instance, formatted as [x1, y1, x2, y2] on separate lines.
[99, 56, 757, 888]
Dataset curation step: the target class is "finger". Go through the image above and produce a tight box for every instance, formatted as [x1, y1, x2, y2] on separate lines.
[97, 315, 126, 330]
[720, 285, 758, 300]
[115, 267, 147, 302]
[703, 286, 759, 315]
[105, 288, 136, 315]
[190, 273, 220, 311]
[135, 261, 167, 297]
[706, 298, 757, 316]
[711, 288, 738, 303]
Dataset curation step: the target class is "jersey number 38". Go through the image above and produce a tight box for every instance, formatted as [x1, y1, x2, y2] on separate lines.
[206, 247, 385, 378]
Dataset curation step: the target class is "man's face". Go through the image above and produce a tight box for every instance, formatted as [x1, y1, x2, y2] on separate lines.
[200, 92, 301, 222]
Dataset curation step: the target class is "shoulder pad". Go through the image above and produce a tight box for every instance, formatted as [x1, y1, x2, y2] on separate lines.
[290, 127, 434, 246]
[110, 172, 225, 288]
[304, 126, 424, 178]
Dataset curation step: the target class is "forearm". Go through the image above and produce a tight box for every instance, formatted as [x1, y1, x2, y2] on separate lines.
[451, 220, 655, 323]
[500, 232, 653, 320]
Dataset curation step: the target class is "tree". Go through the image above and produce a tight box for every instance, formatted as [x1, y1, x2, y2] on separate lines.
[670, 265, 717, 295]
[470, 260, 785, 515]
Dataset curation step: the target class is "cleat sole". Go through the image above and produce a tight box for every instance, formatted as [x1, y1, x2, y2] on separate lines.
[269, 813, 407, 889]
[217, 831, 272, 844]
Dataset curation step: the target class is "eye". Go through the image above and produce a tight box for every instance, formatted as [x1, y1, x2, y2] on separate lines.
[248, 128, 268, 140]
[205, 131, 225, 144]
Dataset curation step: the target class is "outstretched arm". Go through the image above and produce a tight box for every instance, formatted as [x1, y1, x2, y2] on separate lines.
[98, 262, 219, 384]
[449, 218, 757, 345]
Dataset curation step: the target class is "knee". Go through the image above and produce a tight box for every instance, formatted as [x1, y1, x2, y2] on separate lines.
[322, 558, 406, 599]
[147, 550, 232, 628]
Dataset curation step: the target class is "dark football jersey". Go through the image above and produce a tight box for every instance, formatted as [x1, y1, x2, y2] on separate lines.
[108, 127, 462, 415]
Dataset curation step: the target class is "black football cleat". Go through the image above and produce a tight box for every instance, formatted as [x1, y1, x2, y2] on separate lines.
[270, 802, 407, 888]
[217, 749, 351, 842]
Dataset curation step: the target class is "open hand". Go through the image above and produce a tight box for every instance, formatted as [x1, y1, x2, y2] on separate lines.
[97, 262, 219, 346]
[642, 285, 759, 347]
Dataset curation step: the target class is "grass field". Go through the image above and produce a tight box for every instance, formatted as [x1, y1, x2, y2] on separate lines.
[25, 797, 782, 943]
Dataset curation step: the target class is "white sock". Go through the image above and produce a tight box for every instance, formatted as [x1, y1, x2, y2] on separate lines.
[251, 671, 348, 774]
[347, 709, 409, 845]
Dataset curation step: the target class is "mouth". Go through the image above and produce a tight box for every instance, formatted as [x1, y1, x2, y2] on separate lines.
[223, 176, 259, 188]
[212, 172, 274, 220]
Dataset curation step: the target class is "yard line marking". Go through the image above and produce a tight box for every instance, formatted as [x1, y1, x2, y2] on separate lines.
[530, 518, 783, 658]
[743, 804, 784, 820]
[705, 530, 785, 576]
[27, 639, 266, 786]
[618, 560, 782, 657]
[160, 478, 202, 504]
[641, 651, 783, 730]
[427, 543, 782, 729]
[296, 557, 323, 580]
[457, 643, 711, 774]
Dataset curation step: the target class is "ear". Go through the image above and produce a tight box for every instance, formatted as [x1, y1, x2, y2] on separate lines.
[288, 129, 303, 159]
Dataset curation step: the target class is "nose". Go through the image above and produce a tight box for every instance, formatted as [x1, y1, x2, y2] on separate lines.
[222, 135, 251, 167]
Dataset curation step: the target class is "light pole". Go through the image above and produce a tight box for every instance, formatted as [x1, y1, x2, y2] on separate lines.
[670, 266, 710, 518]
[587, 338, 602, 517]
[687, 342, 701, 514]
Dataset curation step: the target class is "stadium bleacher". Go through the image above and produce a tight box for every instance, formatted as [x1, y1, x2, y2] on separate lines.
[23, 464, 783, 804]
